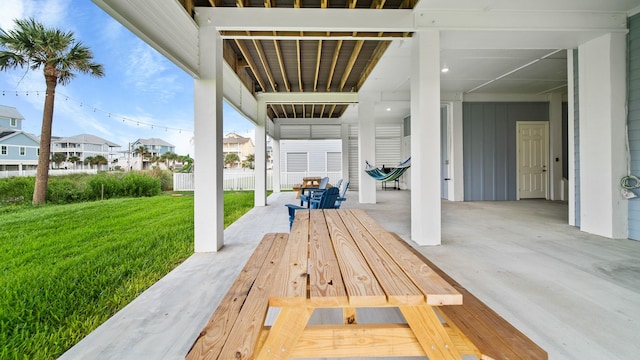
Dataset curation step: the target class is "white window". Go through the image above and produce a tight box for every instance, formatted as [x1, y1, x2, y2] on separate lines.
[327, 152, 342, 172]
[19, 147, 26, 156]
[287, 152, 308, 172]
[1, 146, 7, 155]
[10, 118, 17, 127]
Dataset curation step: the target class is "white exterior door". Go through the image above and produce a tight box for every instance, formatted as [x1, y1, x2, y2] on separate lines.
[517, 121, 549, 199]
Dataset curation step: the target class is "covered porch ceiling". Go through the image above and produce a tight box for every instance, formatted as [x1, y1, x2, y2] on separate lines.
[93, 0, 638, 123]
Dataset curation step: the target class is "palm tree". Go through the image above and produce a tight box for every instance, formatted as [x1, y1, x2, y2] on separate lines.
[0, 18, 104, 204]
[224, 153, 240, 168]
[83, 156, 94, 169]
[93, 155, 108, 170]
[51, 152, 66, 168]
[68, 155, 80, 169]
[243, 153, 255, 169]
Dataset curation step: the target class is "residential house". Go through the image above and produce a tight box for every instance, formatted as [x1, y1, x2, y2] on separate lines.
[0, 105, 40, 172]
[223, 132, 254, 168]
[51, 134, 120, 170]
[129, 138, 175, 170]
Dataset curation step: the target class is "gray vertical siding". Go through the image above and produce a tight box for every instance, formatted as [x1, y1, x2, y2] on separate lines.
[463, 102, 550, 201]
[574, 49, 581, 227]
[627, 15, 640, 240]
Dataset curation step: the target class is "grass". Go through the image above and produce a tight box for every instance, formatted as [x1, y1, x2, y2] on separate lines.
[0, 191, 256, 359]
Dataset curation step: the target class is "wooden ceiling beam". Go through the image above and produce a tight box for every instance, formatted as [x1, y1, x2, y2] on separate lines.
[338, 39, 363, 91]
[252, 37, 278, 92]
[296, 36, 303, 92]
[234, 39, 268, 93]
[326, 40, 342, 91]
[314, 40, 322, 92]
[356, 40, 390, 91]
[273, 34, 291, 93]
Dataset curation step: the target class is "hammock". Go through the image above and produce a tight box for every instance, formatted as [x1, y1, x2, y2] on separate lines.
[365, 156, 411, 182]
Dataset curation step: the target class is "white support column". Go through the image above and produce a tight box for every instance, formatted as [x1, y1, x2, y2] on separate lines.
[255, 100, 267, 206]
[549, 93, 563, 201]
[567, 49, 576, 226]
[578, 33, 628, 239]
[358, 94, 376, 204]
[410, 30, 441, 246]
[272, 138, 281, 192]
[194, 26, 224, 252]
[341, 123, 349, 183]
[448, 99, 464, 201]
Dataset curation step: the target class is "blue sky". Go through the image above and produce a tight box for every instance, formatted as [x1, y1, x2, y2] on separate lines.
[0, 0, 254, 156]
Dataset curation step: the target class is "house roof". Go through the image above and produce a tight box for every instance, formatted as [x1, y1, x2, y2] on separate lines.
[224, 132, 252, 144]
[0, 105, 25, 120]
[54, 133, 120, 147]
[0, 127, 40, 144]
[133, 138, 175, 147]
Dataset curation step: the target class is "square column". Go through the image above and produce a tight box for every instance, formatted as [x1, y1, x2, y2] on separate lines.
[549, 93, 563, 201]
[358, 94, 376, 204]
[578, 33, 628, 238]
[410, 31, 441, 245]
[194, 27, 224, 252]
[271, 138, 281, 193]
[446, 99, 464, 201]
[255, 100, 267, 206]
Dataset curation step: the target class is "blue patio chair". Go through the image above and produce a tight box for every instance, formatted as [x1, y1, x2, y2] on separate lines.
[333, 180, 350, 209]
[299, 176, 329, 207]
[286, 187, 340, 228]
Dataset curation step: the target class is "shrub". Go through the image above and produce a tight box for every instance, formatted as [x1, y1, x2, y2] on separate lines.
[147, 169, 173, 191]
[47, 178, 90, 204]
[0, 177, 34, 205]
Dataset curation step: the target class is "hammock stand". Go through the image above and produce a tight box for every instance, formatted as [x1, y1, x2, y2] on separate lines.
[364, 156, 411, 190]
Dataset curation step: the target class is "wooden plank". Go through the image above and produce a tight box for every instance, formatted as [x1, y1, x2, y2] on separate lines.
[400, 305, 462, 360]
[257, 323, 481, 358]
[323, 210, 387, 306]
[307, 210, 349, 307]
[351, 209, 463, 306]
[217, 233, 289, 359]
[255, 306, 313, 359]
[393, 232, 548, 360]
[186, 233, 281, 360]
[290, 324, 425, 358]
[337, 209, 424, 306]
[269, 211, 309, 307]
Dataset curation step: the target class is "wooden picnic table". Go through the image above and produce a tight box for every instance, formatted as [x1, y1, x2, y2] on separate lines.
[294, 177, 326, 199]
[257, 208, 465, 359]
[187, 208, 547, 359]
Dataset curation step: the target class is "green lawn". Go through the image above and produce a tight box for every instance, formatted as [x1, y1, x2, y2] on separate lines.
[0, 191, 255, 359]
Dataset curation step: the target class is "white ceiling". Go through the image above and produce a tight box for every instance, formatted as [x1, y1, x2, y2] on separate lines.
[348, 0, 640, 120]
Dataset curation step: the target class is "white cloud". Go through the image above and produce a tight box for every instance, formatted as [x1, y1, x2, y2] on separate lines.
[0, 0, 24, 30]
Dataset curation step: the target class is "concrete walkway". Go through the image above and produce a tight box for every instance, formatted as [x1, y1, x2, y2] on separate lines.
[60, 191, 640, 360]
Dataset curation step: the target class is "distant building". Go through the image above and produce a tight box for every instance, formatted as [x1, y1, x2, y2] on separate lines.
[223, 132, 254, 168]
[51, 134, 120, 170]
[129, 138, 176, 170]
[0, 105, 40, 172]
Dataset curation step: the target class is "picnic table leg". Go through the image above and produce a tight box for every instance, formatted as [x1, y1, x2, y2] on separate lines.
[255, 306, 312, 359]
[399, 305, 463, 360]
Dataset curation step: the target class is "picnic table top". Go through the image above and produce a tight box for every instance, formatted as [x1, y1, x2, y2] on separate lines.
[274, 208, 462, 307]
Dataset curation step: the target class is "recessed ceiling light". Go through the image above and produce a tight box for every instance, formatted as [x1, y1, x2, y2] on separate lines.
[386, 107, 391, 111]
[441, 67, 449, 73]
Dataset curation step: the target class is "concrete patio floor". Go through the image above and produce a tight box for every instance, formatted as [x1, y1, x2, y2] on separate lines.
[59, 190, 640, 360]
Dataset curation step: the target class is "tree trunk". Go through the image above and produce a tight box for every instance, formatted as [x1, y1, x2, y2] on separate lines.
[32, 72, 57, 205]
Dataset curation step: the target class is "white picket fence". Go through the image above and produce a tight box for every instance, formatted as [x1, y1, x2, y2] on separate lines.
[0, 168, 98, 179]
[173, 171, 343, 191]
